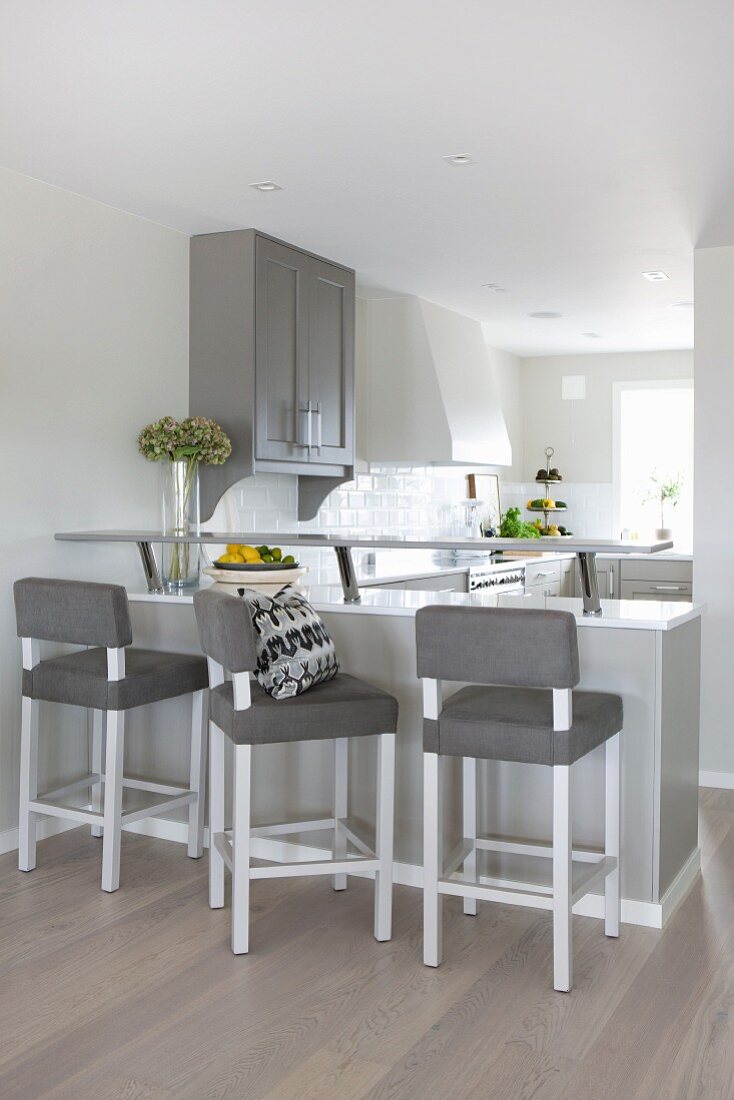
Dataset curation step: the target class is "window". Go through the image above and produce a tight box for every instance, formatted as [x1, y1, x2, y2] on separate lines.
[613, 380, 693, 550]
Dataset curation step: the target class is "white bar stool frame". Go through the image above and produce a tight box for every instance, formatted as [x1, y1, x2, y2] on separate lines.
[18, 637, 208, 892]
[206, 660, 396, 955]
[422, 679, 621, 992]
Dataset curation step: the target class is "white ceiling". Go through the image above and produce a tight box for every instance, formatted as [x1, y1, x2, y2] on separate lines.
[2, 1, 733, 355]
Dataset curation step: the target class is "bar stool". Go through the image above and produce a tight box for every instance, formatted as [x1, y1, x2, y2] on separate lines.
[416, 605, 623, 992]
[193, 587, 398, 954]
[14, 578, 209, 891]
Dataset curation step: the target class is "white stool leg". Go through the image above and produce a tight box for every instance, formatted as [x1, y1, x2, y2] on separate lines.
[101, 710, 125, 893]
[91, 709, 104, 838]
[208, 721, 225, 909]
[332, 737, 348, 891]
[187, 690, 207, 859]
[605, 731, 621, 937]
[18, 697, 39, 872]
[423, 752, 443, 967]
[553, 764, 573, 992]
[462, 757, 478, 916]
[374, 732, 396, 942]
[231, 743, 251, 954]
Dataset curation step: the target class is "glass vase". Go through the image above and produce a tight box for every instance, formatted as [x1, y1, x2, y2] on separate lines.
[161, 459, 200, 590]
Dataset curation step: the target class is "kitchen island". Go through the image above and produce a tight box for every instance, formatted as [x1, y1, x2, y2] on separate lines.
[123, 582, 702, 930]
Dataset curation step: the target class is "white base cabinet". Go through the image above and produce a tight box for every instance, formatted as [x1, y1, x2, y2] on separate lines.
[619, 559, 693, 602]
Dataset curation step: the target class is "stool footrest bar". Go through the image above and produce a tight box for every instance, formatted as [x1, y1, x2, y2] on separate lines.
[250, 857, 379, 880]
[474, 836, 604, 864]
[121, 791, 196, 827]
[250, 817, 335, 838]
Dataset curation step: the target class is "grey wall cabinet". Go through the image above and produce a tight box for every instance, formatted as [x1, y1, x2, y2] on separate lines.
[190, 229, 355, 521]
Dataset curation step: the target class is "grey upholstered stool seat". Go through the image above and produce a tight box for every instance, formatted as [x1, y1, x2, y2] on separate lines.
[416, 603, 623, 994]
[24, 647, 208, 712]
[14, 578, 209, 893]
[210, 672, 398, 745]
[194, 586, 398, 955]
[425, 685, 622, 765]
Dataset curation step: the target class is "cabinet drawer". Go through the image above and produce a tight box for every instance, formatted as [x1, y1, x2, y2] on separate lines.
[524, 560, 561, 587]
[620, 580, 692, 601]
[620, 559, 692, 584]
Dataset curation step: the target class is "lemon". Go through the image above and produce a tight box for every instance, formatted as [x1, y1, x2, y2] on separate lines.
[226, 543, 245, 554]
[218, 552, 244, 564]
[241, 547, 262, 563]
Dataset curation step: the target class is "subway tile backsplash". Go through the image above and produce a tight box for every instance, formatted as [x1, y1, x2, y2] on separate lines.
[210, 467, 614, 571]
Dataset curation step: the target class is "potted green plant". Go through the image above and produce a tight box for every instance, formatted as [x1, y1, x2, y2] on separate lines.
[138, 416, 232, 590]
[644, 472, 683, 541]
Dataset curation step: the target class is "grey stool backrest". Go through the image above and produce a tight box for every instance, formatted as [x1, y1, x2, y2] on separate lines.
[14, 578, 133, 649]
[416, 605, 580, 688]
[193, 588, 258, 674]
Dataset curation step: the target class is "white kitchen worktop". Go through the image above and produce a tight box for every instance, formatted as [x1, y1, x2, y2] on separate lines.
[128, 582, 702, 631]
[316, 549, 574, 588]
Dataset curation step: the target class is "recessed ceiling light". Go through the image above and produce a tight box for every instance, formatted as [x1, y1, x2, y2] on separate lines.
[250, 181, 282, 192]
[641, 270, 669, 281]
[669, 300, 694, 310]
[528, 311, 562, 319]
[482, 283, 509, 292]
[582, 331, 602, 338]
[442, 154, 475, 166]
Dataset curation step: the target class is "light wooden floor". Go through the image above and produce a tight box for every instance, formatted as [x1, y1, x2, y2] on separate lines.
[1, 789, 733, 1099]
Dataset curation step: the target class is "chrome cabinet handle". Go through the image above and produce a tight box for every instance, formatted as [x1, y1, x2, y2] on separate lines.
[315, 402, 322, 450]
[653, 584, 685, 591]
[298, 402, 313, 450]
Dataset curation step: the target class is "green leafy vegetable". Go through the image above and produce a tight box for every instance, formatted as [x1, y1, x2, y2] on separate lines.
[498, 507, 541, 539]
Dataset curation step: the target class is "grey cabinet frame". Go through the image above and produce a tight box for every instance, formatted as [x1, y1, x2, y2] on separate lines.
[189, 229, 355, 521]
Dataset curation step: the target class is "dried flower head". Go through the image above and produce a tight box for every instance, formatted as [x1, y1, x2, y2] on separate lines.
[138, 416, 232, 466]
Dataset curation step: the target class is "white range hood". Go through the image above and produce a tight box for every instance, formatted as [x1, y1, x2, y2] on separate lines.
[356, 294, 512, 466]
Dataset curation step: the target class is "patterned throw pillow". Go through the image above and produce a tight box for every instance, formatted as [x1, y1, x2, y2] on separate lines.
[239, 586, 340, 700]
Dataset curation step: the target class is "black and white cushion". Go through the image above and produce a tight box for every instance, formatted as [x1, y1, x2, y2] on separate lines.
[240, 587, 340, 700]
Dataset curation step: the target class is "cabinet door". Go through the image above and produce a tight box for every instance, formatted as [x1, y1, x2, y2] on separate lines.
[526, 580, 562, 597]
[574, 559, 619, 599]
[254, 237, 310, 462]
[306, 256, 355, 466]
[560, 559, 576, 597]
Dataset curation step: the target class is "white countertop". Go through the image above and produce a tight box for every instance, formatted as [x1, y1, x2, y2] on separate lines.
[128, 582, 703, 631]
[312, 548, 575, 588]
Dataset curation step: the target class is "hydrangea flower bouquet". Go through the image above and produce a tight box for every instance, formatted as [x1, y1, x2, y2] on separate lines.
[138, 416, 232, 588]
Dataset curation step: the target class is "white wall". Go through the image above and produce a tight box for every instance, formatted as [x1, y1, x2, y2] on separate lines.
[0, 168, 189, 840]
[486, 343, 524, 483]
[694, 245, 734, 781]
[520, 351, 694, 483]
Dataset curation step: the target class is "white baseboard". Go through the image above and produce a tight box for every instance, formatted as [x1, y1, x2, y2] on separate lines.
[699, 770, 734, 790]
[0, 817, 77, 857]
[659, 847, 701, 925]
[3, 815, 699, 931]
